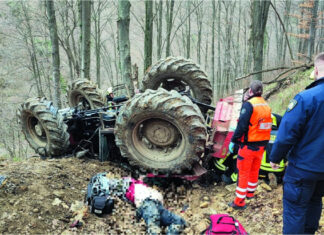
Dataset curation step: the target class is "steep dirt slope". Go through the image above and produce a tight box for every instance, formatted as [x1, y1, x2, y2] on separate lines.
[1, 157, 324, 234]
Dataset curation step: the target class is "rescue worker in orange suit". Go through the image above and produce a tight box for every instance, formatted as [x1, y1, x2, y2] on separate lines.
[217, 113, 285, 185]
[228, 80, 272, 210]
[270, 53, 324, 234]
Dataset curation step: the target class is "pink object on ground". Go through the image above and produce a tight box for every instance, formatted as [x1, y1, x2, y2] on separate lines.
[204, 214, 248, 235]
[125, 178, 146, 203]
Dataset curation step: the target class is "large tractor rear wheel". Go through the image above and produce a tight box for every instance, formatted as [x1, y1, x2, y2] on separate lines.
[142, 57, 213, 105]
[67, 79, 106, 109]
[114, 88, 206, 174]
[17, 97, 70, 157]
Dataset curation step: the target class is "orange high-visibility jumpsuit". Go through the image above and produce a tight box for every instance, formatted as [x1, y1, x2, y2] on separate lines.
[232, 97, 272, 207]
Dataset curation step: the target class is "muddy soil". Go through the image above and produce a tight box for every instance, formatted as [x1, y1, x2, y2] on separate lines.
[0, 156, 323, 234]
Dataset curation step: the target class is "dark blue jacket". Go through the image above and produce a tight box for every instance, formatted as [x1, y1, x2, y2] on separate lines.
[269, 77, 324, 172]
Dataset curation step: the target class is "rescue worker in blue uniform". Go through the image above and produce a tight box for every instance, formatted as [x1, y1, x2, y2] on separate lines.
[270, 52, 324, 234]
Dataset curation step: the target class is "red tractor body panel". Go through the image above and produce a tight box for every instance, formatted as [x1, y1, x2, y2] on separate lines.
[210, 90, 243, 159]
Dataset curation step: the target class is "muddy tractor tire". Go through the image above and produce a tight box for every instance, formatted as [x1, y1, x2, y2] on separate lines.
[114, 88, 206, 174]
[17, 97, 70, 157]
[142, 57, 213, 105]
[67, 79, 106, 109]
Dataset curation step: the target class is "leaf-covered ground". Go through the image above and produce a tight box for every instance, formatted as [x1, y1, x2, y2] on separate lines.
[0, 157, 323, 234]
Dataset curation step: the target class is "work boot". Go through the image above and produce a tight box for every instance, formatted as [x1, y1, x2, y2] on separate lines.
[229, 197, 247, 210]
[246, 191, 254, 199]
[268, 173, 278, 189]
[221, 174, 234, 185]
[228, 201, 247, 210]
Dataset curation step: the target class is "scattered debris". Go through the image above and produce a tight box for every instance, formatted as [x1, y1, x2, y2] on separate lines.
[260, 183, 272, 192]
[0, 157, 323, 234]
[225, 183, 236, 192]
[52, 198, 62, 206]
[268, 173, 278, 189]
[0, 175, 7, 188]
[200, 201, 209, 208]
[69, 201, 84, 213]
[33, 208, 39, 213]
[194, 218, 210, 233]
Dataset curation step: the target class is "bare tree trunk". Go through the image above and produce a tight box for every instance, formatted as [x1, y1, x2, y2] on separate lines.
[165, 0, 175, 57]
[249, 0, 271, 81]
[274, 1, 281, 66]
[117, 0, 134, 97]
[156, 0, 163, 60]
[307, 0, 319, 62]
[204, 30, 209, 72]
[46, 0, 62, 108]
[302, 9, 309, 55]
[282, 0, 291, 63]
[81, 0, 91, 79]
[234, 0, 242, 77]
[319, 1, 324, 52]
[186, 0, 191, 58]
[58, 0, 78, 81]
[243, 6, 251, 75]
[144, 0, 153, 71]
[298, 9, 304, 54]
[223, 2, 235, 93]
[211, 0, 216, 91]
[78, 0, 82, 73]
[102, 44, 115, 87]
[195, 2, 203, 64]
[91, 0, 110, 87]
[93, 1, 101, 87]
[217, 1, 221, 92]
[21, 2, 44, 97]
[109, 22, 120, 84]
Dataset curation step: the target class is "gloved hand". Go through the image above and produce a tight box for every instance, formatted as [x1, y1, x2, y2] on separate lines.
[270, 162, 280, 170]
[228, 142, 235, 153]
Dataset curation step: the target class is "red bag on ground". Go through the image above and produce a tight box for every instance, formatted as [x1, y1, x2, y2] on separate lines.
[203, 214, 248, 235]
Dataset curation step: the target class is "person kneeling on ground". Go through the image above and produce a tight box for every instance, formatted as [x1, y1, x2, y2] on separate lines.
[87, 173, 187, 235]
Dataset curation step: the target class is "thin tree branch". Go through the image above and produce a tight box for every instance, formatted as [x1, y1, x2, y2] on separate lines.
[263, 63, 313, 85]
[236, 63, 313, 83]
[235, 66, 291, 81]
[269, 1, 294, 61]
[169, 0, 203, 46]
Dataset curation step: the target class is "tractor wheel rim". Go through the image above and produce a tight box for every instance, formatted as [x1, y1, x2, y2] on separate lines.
[142, 119, 177, 147]
[161, 78, 195, 98]
[132, 117, 185, 162]
[26, 113, 47, 147]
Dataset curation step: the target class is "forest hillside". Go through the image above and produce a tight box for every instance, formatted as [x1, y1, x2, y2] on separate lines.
[0, 0, 324, 234]
[1, 69, 324, 235]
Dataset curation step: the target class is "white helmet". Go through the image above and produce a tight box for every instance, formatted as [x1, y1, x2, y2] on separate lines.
[107, 87, 113, 94]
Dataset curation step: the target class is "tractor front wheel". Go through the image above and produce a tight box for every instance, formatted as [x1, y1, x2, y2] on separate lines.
[17, 97, 70, 157]
[114, 88, 206, 174]
[142, 57, 213, 106]
[67, 79, 106, 109]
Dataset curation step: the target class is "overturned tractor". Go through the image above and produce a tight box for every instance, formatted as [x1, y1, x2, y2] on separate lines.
[18, 57, 241, 175]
